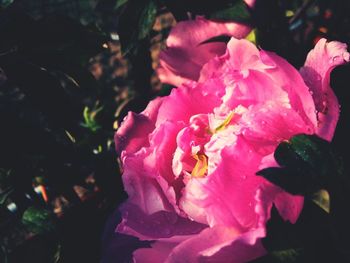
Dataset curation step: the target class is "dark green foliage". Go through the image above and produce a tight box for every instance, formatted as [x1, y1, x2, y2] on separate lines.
[210, 0, 252, 24]
[257, 134, 343, 195]
[114, 0, 158, 54]
[22, 206, 56, 234]
[256, 134, 350, 262]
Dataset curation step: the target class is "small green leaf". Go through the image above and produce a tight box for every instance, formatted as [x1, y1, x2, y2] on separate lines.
[0, 188, 14, 206]
[22, 206, 56, 234]
[115, 0, 129, 10]
[53, 244, 62, 263]
[250, 249, 302, 263]
[138, 0, 158, 40]
[65, 130, 76, 143]
[246, 28, 257, 44]
[312, 189, 330, 213]
[270, 248, 301, 262]
[81, 105, 103, 132]
[210, 0, 251, 23]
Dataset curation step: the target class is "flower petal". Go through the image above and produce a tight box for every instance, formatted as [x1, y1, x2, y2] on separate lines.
[183, 137, 265, 228]
[115, 97, 163, 155]
[155, 82, 222, 127]
[165, 226, 241, 263]
[260, 50, 317, 129]
[166, 224, 266, 263]
[158, 16, 252, 86]
[117, 203, 206, 241]
[121, 150, 175, 216]
[273, 191, 304, 224]
[239, 102, 313, 155]
[133, 236, 189, 263]
[300, 38, 349, 141]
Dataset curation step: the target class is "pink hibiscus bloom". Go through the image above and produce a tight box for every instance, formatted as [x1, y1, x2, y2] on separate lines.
[108, 34, 348, 262]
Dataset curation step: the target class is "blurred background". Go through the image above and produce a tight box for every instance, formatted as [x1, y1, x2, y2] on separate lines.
[0, 0, 349, 262]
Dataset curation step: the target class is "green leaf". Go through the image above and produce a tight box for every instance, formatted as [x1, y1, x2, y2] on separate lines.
[210, 0, 251, 23]
[22, 206, 56, 234]
[0, 188, 14, 206]
[257, 134, 342, 195]
[115, 0, 129, 10]
[138, 0, 157, 40]
[257, 167, 313, 195]
[116, 0, 158, 54]
[53, 244, 62, 263]
[246, 28, 257, 44]
[251, 248, 302, 263]
[19, 0, 98, 25]
[81, 105, 103, 132]
[270, 249, 301, 262]
[312, 189, 330, 213]
[0, 0, 13, 9]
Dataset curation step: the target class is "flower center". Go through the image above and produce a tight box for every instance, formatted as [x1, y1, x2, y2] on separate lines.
[208, 111, 235, 134]
[214, 111, 235, 132]
[191, 154, 208, 178]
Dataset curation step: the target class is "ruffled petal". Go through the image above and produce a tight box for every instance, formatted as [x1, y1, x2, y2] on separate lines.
[239, 102, 314, 155]
[222, 70, 290, 110]
[133, 236, 189, 263]
[117, 203, 206, 241]
[183, 137, 265, 229]
[166, 197, 266, 263]
[197, 228, 265, 263]
[300, 38, 349, 141]
[260, 50, 317, 129]
[158, 16, 253, 86]
[147, 121, 185, 184]
[121, 150, 175, 216]
[165, 226, 241, 263]
[115, 97, 163, 155]
[155, 82, 222, 127]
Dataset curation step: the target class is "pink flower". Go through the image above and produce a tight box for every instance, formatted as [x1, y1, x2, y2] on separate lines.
[111, 37, 348, 263]
[158, 1, 255, 87]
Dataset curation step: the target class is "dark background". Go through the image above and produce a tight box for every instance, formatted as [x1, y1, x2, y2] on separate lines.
[0, 0, 349, 262]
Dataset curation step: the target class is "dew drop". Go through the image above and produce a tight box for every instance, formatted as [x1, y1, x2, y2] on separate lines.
[332, 56, 339, 63]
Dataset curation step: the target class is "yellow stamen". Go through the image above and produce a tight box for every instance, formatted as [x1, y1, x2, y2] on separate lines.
[214, 112, 235, 133]
[191, 154, 208, 178]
